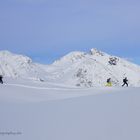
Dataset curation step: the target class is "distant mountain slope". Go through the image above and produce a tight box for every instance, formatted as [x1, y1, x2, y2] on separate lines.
[0, 49, 140, 87]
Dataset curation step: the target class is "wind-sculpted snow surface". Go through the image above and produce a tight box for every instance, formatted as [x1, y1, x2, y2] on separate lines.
[0, 79, 140, 140]
[0, 49, 140, 87]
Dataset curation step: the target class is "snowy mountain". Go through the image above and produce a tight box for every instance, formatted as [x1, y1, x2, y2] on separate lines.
[45, 48, 140, 87]
[0, 51, 47, 81]
[0, 49, 140, 87]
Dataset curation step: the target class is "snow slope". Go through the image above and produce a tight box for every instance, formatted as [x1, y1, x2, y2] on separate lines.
[0, 79, 140, 140]
[0, 49, 140, 87]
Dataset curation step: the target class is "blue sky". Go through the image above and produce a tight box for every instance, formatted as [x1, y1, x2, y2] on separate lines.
[0, 0, 140, 64]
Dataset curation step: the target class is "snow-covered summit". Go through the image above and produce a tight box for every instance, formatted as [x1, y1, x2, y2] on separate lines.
[90, 48, 106, 56]
[0, 50, 47, 81]
[53, 51, 86, 65]
[0, 50, 32, 64]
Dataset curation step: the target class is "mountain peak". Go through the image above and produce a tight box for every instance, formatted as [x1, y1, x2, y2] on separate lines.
[0, 50, 32, 64]
[90, 48, 105, 56]
[63, 51, 86, 59]
[53, 51, 86, 65]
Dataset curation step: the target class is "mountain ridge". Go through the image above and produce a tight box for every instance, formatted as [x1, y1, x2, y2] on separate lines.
[0, 49, 140, 87]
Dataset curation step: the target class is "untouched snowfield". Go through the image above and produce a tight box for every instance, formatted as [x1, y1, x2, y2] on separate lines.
[0, 79, 140, 140]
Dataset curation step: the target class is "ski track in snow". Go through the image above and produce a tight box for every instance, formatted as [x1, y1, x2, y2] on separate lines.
[5, 83, 79, 91]
[0, 81, 124, 103]
[4, 83, 121, 92]
[5, 83, 98, 91]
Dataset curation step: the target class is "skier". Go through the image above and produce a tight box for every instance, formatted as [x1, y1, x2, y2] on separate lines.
[122, 77, 128, 87]
[0, 75, 3, 84]
[106, 78, 112, 87]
